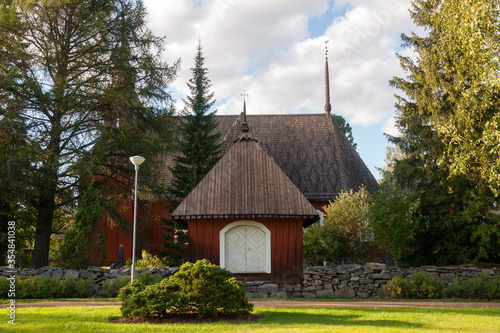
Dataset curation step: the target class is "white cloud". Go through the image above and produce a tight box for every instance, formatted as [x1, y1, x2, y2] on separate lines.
[140, 0, 421, 178]
[143, 0, 415, 127]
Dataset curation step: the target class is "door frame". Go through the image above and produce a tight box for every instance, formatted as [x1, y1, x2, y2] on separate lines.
[219, 221, 271, 274]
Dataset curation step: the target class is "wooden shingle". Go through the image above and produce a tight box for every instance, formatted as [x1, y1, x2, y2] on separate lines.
[171, 134, 319, 226]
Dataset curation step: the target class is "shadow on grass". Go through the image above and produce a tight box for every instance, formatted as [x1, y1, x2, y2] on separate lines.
[255, 309, 423, 329]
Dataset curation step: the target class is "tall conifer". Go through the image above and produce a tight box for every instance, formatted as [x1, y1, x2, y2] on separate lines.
[388, 0, 499, 265]
[168, 41, 222, 199]
[162, 41, 222, 265]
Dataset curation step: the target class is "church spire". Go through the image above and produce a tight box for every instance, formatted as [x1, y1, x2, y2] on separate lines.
[324, 40, 332, 114]
[240, 90, 249, 132]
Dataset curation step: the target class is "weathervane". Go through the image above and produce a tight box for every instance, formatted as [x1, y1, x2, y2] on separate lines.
[241, 90, 248, 102]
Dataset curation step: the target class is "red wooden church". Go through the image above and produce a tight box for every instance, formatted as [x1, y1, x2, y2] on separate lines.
[96, 55, 378, 284]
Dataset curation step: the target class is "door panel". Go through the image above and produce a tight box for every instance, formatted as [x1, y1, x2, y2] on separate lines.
[225, 225, 266, 273]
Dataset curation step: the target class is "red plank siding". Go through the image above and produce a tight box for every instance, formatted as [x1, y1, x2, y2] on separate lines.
[94, 201, 172, 264]
[188, 217, 304, 284]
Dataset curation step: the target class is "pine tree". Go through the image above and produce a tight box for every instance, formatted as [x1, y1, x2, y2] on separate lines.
[161, 41, 222, 266]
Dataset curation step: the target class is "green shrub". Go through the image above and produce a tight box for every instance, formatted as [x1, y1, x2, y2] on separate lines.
[409, 271, 444, 299]
[135, 250, 163, 270]
[445, 273, 500, 300]
[321, 186, 372, 263]
[378, 276, 412, 299]
[136, 272, 163, 285]
[60, 278, 93, 298]
[119, 259, 253, 318]
[100, 273, 163, 298]
[18, 276, 60, 299]
[0, 276, 12, 298]
[101, 275, 131, 298]
[8, 276, 93, 299]
[303, 222, 343, 264]
[379, 271, 443, 299]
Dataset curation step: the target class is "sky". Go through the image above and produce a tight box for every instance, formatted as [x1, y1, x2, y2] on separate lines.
[142, 0, 419, 179]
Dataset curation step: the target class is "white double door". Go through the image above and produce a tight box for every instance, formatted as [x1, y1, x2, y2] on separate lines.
[225, 225, 266, 273]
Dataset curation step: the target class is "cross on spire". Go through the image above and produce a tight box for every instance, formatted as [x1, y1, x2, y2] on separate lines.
[324, 40, 332, 114]
[241, 90, 249, 132]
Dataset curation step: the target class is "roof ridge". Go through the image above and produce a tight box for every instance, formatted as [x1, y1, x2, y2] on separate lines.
[216, 113, 327, 117]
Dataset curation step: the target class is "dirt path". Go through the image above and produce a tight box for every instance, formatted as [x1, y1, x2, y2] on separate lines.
[3, 300, 500, 309]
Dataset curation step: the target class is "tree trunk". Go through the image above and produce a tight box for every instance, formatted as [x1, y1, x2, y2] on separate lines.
[31, 203, 55, 268]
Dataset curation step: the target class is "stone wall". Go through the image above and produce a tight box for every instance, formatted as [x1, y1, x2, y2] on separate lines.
[2, 263, 499, 299]
[0, 266, 178, 297]
[243, 263, 500, 299]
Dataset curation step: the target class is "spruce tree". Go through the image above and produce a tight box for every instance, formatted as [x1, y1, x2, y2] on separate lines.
[388, 0, 499, 265]
[332, 114, 357, 150]
[162, 41, 222, 266]
[0, 0, 179, 267]
[59, 184, 106, 269]
[168, 41, 223, 199]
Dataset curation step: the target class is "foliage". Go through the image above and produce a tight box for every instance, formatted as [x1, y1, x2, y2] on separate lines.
[303, 223, 343, 264]
[369, 177, 421, 266]
[100, 275, 131, 298]
[445, 273, 500, 300]
[416, 0, 500, 193]
[100, 273, 162, 298]
[167, 41, 222, 199]
[377, 276, 412, 299]
[118, 259, 253, 318]
[0, 276, 92, 299]
[59, 185, 106, 269]
[159, 216, 187, 268]
[162, 41, 221, 266]
[410, 271, 444, 299]
[379, 271, 444, 299]
[321, 186, 372, 263]
[332, 114, 357, 150]
[135, 250, 163, 270]
[0, 0, 179, 268]
[389, 0, 500, 265]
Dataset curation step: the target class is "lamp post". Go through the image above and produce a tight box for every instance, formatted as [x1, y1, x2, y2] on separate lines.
[129, 155, 145, 282]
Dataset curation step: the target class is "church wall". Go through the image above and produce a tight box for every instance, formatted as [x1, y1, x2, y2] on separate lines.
[93, 201, 171, 264]
[310, 201, 330, 213]
[188, 216, 304, 284]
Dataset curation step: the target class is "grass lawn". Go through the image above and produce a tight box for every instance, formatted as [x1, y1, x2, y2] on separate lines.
[1, 305, 500, 333]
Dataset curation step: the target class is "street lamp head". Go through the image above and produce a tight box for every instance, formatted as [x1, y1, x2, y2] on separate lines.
[129, 155, 145, 167]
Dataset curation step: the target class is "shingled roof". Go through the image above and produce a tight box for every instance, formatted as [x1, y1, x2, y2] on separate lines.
[207, 113, 378, 201]
[161, 112, 378, 202]
[171, 133, 319, 227]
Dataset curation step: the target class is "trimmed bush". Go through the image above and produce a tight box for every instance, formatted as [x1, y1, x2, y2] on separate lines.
[101, 273, 163, 298]
[119, 259, 253, 318]
[379, 271, 444, 299]
[445, 273, 500, 300]
[0, 276, 92, 299]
